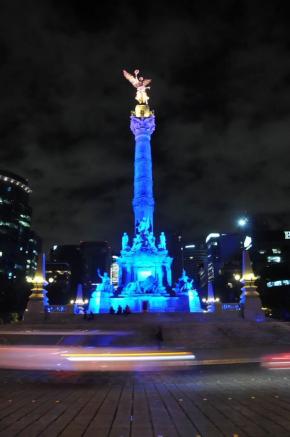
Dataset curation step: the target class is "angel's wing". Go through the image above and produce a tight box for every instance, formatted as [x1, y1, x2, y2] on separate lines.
[142, 79, 151, 87]
[123, 70, 139, 88]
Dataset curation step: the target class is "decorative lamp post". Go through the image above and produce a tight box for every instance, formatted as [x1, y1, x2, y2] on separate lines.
[240, 250, 265, 322]
[25, 253, 49, 320]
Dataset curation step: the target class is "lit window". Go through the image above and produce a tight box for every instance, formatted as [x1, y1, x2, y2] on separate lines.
[0, 221, 17, 229]
[267, 256, 281, 263]
[19, 220, 30, 228]
[259, 250, 265, 254]
[0, 252, 2, 257]
[267, 279, 290, 287]
[272, 248, 281, 254]
[205, 233, 220, 243]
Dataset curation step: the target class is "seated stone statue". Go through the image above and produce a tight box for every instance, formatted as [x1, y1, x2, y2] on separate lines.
[141, 275, 159, 294]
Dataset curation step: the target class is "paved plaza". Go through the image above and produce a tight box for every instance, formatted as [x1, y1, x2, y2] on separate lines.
[0, 365, 290, 436]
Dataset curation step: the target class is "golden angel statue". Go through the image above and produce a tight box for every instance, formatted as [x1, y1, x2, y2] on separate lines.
[123, 69, 151, 105]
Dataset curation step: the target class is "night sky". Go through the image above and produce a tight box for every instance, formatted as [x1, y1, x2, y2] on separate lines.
[0, 1, 289, 250]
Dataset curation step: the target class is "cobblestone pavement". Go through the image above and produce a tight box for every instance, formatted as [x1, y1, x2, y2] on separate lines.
[0, 364, 290, 436]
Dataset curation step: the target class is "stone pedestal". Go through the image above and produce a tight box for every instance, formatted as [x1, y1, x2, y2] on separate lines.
[241, 297, 265, 322]
[25, 298, 48, 322]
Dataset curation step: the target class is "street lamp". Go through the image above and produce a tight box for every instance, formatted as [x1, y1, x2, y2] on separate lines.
[237, 217, 248, 227]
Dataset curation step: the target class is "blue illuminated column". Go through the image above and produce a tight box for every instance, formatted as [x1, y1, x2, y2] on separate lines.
[130, 115, 155, 230]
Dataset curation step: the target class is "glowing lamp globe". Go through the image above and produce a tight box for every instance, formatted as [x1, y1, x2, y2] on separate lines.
[238, 217, 248, 227]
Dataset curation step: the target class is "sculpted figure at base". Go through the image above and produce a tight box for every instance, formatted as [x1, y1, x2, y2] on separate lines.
[174, 269, 194, 294]
[123, 281, 142, 295]
[137, 216, 150, 234]
[122, 232, 129, 250]
[159, 231, 166, 250]
[148, 231, 156, 249]
[97, 269, 114, 294]
[141, 275, 159, 294]
[97, 269, 110, 285]
[132, 234, 142, 251]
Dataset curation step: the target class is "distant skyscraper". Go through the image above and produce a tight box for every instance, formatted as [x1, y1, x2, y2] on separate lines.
[204, 227, 290, 312]
[0, 170, 40, 282]
[50, 244, 82, 292]
[183, 241, 207, 292]
[205, 232, 242, 302]
[49, 241, 111, 300]
[46, 262, 71, 304]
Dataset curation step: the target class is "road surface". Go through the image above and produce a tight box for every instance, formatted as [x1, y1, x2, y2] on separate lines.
[0, 364, 290, 436]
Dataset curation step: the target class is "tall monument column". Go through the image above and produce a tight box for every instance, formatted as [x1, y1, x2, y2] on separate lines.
[130, 114, 155, 230]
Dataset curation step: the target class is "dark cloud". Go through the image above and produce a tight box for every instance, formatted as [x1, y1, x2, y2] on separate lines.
[0, 0, 289, 250]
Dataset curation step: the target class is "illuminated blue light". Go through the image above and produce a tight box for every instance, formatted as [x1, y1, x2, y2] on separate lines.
[222, 303, 240, 311]
[138, 270, 153, 281]
[88, 290, 101, 314]
[188, 289, 202, 313]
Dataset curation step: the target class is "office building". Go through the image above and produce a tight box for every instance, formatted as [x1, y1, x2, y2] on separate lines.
[46, 262, 71, 304]
[0, 170, 40, 282]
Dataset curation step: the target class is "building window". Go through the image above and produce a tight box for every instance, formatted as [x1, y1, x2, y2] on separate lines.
[272, 248, 281, 254]
[267, 256, 281, 263]
[267, 280, 290, 287]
